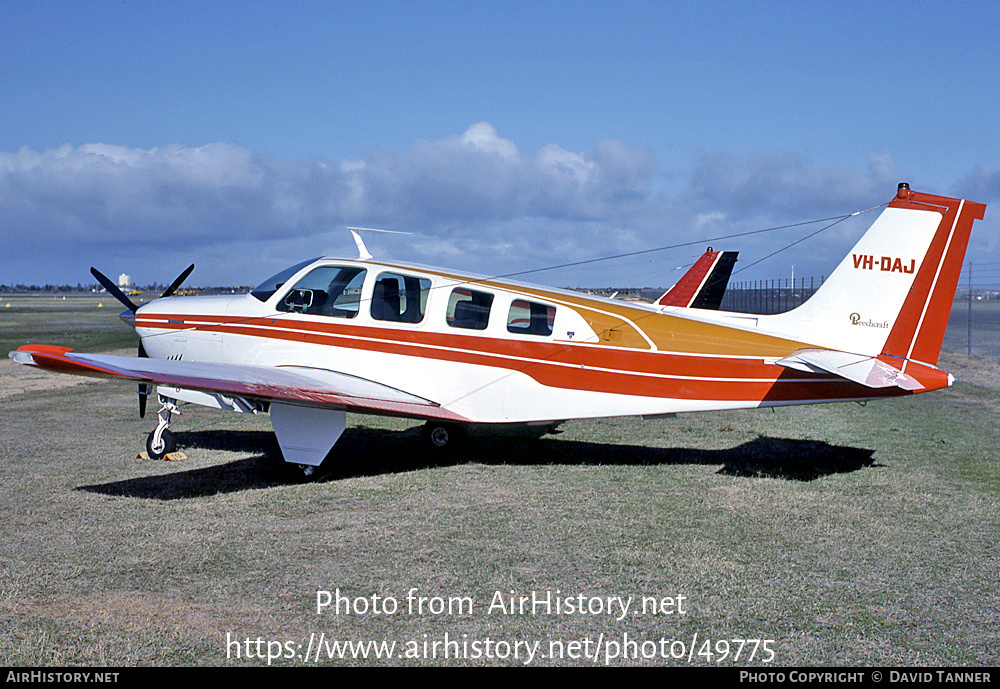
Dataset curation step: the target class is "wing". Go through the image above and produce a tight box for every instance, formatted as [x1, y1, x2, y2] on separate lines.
[10, 344, 467, 422]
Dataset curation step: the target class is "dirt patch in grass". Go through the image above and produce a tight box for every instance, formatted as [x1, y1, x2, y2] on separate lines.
[0, 350, 131, 399]
[13, 591, 246, 639]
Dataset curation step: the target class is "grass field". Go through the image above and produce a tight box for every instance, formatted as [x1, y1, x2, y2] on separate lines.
[0, 295, 139, 358]
[1, 296, 998, 666]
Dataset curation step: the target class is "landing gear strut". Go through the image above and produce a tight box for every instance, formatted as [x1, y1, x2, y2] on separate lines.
[146, 397, 180, 459]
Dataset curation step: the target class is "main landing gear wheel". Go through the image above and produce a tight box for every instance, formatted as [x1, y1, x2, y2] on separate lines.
[146, 428, 176, 459]
[421, 422, 466, 452]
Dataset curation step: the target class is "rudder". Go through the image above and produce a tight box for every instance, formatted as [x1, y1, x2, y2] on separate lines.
[880, 186, 986, 366]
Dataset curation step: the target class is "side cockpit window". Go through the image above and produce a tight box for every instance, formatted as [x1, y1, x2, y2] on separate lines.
[507, 299, 555, 336]
[276, 265, 367, 318]
[250, 258, 319, 302]
[447, 288, 493, 330]
[371, 272, 431, 323]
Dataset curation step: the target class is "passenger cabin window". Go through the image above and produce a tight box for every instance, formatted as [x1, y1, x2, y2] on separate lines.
[447, 288, 493, 330]
[276, 265, 367, 318]
[507, 299, 555, 336]
[370, 272, 430, 323]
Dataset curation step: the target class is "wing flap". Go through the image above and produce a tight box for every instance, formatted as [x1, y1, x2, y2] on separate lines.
[10, 345, 467, 422]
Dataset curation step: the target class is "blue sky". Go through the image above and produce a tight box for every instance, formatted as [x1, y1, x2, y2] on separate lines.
[2, 0, 998, 288]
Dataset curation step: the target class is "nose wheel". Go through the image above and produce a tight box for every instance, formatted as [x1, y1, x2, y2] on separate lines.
[146, 428, 176, 459]
[146, 397, 180, 459]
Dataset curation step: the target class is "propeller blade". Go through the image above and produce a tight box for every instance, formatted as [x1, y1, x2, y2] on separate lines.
[90, 267, 139, 313]
[160, 264, 195, 299]
[138, 341, 149, 417]
[138, 383, 152, 419]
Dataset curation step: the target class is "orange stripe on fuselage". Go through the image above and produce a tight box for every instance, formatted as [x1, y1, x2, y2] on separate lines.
[136, 312, 908, 404]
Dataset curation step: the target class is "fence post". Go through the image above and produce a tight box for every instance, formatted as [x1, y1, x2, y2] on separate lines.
[968, 262, 972, 357]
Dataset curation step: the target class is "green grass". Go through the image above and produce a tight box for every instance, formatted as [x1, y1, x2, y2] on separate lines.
[1, 379, 997, 666]
[2, 295, 997, 666]
[0, 295, 139, 357]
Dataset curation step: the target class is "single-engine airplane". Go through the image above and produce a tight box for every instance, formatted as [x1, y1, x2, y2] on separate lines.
[10, 184, 986, 475]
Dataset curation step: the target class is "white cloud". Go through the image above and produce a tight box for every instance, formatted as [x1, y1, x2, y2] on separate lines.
[335, 122, 656, 226]
[1, 124, 994, 288]
[459, 122, 520, 159]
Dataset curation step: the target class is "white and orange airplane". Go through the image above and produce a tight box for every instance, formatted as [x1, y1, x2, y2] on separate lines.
[9, 184, 986, 475]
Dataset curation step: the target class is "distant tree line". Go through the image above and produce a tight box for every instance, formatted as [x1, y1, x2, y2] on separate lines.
[0, 284, 255, 294]
[0, 283, 96, 293]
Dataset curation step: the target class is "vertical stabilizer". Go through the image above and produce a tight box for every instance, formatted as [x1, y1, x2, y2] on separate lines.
[764, 184, 986, 365]
[658, 248, 739, 310]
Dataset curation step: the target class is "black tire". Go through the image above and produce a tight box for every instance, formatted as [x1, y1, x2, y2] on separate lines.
[296, 463, 325, 482]
[421, 422, 466, 452]
[146, 428, 176, 459]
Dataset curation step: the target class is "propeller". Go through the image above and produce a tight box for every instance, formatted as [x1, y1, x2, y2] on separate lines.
[160, 263, 195, 299]
[90, 267, 139, 313]
[90, 264, 195, 418]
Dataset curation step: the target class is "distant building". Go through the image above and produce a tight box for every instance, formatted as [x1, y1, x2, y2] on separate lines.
[118, 274, 130, 288]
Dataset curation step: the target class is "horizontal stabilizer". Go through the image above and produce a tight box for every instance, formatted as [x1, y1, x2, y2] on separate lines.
[777, 348, 933, 391]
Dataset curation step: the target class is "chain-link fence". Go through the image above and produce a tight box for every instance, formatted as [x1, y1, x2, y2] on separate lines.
[717, 266, 1000, 360]
[720, 277, 826, 314]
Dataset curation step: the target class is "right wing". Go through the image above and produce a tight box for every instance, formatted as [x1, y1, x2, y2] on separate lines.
[10, 344, 468, 422]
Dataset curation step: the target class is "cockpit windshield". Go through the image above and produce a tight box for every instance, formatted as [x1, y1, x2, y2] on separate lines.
[250, 258, 319, 302]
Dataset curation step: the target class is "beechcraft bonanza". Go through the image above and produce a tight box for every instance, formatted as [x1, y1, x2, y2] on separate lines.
[10, 184, 987, 475]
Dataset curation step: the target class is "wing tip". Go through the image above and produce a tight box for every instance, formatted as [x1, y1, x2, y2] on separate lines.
[10, 344, 74, 365]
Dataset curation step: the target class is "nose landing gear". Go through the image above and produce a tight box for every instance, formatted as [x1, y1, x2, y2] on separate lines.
[146, 397, 180, 459]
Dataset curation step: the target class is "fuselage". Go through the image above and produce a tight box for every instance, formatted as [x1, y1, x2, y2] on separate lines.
[133, 257, 905, 424]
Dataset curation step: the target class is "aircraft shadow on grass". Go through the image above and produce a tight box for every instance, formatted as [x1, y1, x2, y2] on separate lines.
[79, 426, 878, 500]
